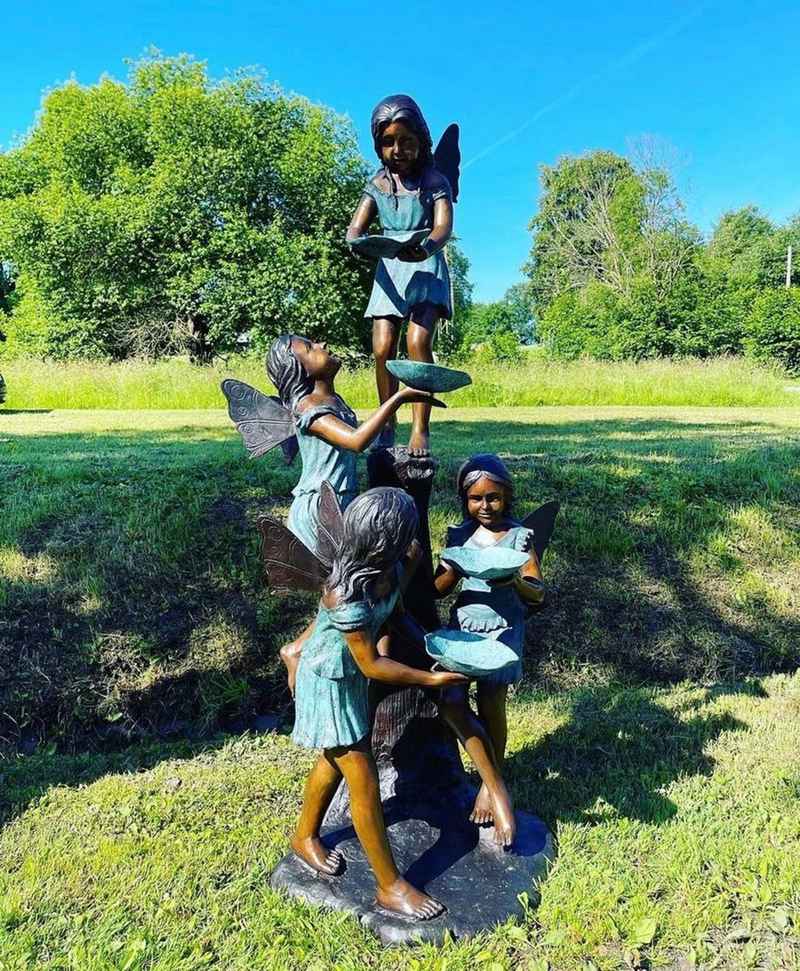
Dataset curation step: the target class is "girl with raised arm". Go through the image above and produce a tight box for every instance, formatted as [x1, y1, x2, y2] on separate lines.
[264, 334, 440, 689]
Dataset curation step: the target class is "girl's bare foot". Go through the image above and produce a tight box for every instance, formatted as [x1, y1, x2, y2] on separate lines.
[407, 429, 430, 457]
[280, 641, 301, 697]
[291, 836, 345, 876]
[469, 784, 494, 826]
[376, 877, 445, 920]
[490, 784, 516, 848]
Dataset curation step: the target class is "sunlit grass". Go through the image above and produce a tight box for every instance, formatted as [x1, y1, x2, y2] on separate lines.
[1, 677, 799, 970]
[1, 354, 798, 409]
[2, 405, 800, 968]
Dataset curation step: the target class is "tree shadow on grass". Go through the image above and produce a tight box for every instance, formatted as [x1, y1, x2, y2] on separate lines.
[1, 414, 798, 759]
[503, 681, 754, 828]
[0, 732, 236, 831]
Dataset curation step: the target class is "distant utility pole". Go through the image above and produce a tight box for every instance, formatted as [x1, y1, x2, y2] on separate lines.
[787, 245, 793, 289]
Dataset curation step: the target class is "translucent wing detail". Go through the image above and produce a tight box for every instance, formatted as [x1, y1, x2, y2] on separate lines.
[256, 515, 327, 593]
[315, 480, 345, 573]
[522, 500, 560, 563]
[221, 379, 297, 463]
[433, 123, 461, 203]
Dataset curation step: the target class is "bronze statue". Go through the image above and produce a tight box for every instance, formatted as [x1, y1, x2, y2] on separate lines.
[288, 487, 468, 918]
[222, 334, 441, 688]
[347, 95, 460, 457]
[433, 454, 557, 827]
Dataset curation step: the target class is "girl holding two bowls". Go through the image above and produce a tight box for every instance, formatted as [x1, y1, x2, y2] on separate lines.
[433, 454, 544, 827]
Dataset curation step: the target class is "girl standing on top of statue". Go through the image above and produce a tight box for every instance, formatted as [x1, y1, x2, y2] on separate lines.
[347, 94, 459, 457]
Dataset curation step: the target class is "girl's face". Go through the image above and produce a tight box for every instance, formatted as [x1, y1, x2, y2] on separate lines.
[291, 337, 340, 380]
[379, 120, 420, 176]
[465, 476, 510, 528]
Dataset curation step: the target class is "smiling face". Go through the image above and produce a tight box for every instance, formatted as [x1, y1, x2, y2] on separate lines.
[465, 476, 511, 528]
[379, 120, 421, 176]
[290, 337, 340, 381]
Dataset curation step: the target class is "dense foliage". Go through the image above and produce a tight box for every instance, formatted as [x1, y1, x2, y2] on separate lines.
[527, 152, 800, 369]
[0, 53, 371, 362]
[2, 53, 799, 370]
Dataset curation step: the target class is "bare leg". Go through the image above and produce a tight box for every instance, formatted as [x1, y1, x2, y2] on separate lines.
[406, 304, 438, 456]
[334, 740, 445, 919]
[372, 316, 401, 447]
[280, 619, 315, 697]
[438, 686, 516, 847]
[473, 683, 511, 826]
[291, 752, 345, 875]
[477, 682, 509, 766]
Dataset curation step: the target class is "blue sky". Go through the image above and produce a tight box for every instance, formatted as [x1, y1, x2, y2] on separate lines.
[3, 0, 799, 301]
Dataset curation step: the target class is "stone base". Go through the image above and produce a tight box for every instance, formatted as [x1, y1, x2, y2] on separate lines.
[270, 797, 555, 946]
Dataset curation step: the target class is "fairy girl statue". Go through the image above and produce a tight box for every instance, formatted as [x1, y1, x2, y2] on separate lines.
[347, 94, 460, 457]
[224, 336, 438, 552]
[289, 486, 469, 918]
[222, 335, 440, 683]
[433, 455, 555, 828]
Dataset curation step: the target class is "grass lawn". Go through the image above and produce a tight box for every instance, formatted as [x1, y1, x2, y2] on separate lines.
[1, 406, 800, 968]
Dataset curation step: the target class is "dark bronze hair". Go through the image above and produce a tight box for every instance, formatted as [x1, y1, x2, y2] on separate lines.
[325, 487, 418, 606]
[266, 334, 314, 414]
[370, 94, 434, 206]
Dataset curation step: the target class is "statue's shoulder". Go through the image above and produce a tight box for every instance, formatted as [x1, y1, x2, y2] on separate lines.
[369, 172, 391, 194]
[423, 167, 451, 193]
[445, 520, 477, 548]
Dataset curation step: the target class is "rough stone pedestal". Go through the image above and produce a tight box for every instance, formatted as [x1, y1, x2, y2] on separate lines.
[270, 448, 555, 944]
[270, 794, 554, 945]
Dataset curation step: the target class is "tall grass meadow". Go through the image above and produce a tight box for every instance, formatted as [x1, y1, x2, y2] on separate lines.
[2, 353, 798, 409]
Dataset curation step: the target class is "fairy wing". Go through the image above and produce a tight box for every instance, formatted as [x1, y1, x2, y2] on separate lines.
[522, 500, 560, 563]
[433, 123, 461, 203]
[221, 379, 297, 464]
[256, 515, 327, 593]
[315, 480, 345, 573]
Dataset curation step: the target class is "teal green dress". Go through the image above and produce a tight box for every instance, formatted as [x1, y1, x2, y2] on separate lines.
[447, 522, 533, 686]
[287, 398, 359, 555]
[292, 584, 401, 750]
[362, 169, 452, 321]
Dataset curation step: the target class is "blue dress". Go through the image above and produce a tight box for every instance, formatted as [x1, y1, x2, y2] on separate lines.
[362, 169, 453, 321]
[447, 522, 534, 687]
[292, 584, 401, 750]
[286, 398, 359, 555]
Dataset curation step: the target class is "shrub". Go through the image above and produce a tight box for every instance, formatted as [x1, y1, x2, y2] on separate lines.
[746, 287, 800, 372]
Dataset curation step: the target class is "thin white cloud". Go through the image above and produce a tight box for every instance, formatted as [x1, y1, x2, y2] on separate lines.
[463, 3, 711, 171]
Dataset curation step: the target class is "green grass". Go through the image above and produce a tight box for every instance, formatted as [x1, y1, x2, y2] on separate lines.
[2, 406, 800, 968]
[1, 678, 799, 970]
[2, 354, 799, 409]
[2, 406, 800, 750]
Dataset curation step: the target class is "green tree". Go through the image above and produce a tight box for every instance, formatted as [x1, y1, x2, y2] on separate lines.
[460, 299, 524, 362]
[502, 282, 535, 342]
[524, 151, 636, 313]
[0, 51, 371, 361]
[746, 287, 800, 372]
[436, 240, 473, 359]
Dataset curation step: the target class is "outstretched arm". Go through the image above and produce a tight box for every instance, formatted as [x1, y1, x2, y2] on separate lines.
[307, 387, 443, 453]
[344, 628, 466, 689]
